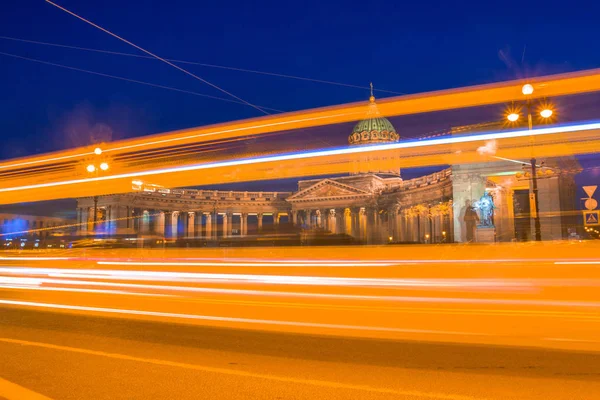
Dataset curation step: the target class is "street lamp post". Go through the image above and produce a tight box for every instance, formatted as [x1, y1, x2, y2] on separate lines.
[86, 147, 109, 235]
[507, 84, 554, 241]
[529, 159, 542, 241]
[525, 93, 543, 242]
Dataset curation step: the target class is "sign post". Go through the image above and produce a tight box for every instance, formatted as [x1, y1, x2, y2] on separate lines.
[583, 185, 599, 226]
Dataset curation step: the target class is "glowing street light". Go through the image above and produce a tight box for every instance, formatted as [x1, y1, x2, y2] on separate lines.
[507, 113, 520, 122]
[522, 84, 534, 95]
[100, 162, 109, 171]
[540, 109, 553, 119]
[86, 164, 96, 173]
[94, 147, 102, 155]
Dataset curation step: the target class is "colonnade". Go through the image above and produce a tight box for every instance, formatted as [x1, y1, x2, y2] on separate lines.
[80, 206, 292, 239]
[293, 203, 454, 244]
[78, 203, 454, 244]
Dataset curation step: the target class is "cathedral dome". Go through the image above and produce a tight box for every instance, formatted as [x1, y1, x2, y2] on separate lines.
[348, 96, 400, 145]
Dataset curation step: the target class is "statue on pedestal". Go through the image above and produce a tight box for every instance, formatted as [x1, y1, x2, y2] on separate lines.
[475, 192, 495, 228]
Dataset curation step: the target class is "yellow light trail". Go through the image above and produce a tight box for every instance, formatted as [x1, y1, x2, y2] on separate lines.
[2, 67, 600, 172]
[0, 120, 597, 204]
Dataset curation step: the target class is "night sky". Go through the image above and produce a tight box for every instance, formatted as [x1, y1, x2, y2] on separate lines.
[1, 0, 600, 201]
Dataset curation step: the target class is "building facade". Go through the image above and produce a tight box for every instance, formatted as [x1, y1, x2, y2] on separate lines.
[76, 96, 579, 243]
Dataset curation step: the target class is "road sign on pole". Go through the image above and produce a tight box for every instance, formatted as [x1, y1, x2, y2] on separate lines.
[583, 185, 597, 199]
[584, 210, 600, 226]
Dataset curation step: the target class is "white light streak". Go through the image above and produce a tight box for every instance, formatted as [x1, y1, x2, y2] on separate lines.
[0, 267, 533, 288]
[1, 275, 597, 308]
[2, 121, 600, 194]
[97, 261, 393, 267]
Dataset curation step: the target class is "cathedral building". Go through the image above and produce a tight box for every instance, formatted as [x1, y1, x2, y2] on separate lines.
[76, 95, 579, 244]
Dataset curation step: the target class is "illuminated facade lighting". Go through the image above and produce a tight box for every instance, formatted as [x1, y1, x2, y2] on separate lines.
[507, 113, 519, 122]
[540, 109, 553, 118]
[86, 164, 96, 173]
[94, 147, 102, 155]
[100, 162, 109, 171]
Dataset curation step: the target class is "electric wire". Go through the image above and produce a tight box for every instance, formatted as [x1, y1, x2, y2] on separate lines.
[45, 0, 270, 115]
[0, 35, 406, 95]
[0, 51, 284, 112]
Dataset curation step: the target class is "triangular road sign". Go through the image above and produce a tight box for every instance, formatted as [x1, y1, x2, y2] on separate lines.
[583, 185, 597, 198]
[585, 212, 599, 225]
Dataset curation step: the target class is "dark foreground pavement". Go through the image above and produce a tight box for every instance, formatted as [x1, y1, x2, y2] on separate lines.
[1, 307, 600, 400]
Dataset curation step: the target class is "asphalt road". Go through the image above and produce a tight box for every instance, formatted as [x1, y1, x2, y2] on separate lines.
[2, 307, 600, 400]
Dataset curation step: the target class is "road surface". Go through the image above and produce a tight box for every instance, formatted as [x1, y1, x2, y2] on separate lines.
[2, 307, 600, 400]
[2, 244, 600, 398]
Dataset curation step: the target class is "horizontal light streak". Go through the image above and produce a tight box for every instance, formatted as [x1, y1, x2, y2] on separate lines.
[2, 121, 599, 193]
[2, 275, 598, 308]
[0, 284, 162, 296]
[97, 261, 394, 267]
[0, 256, 585, 265]
[3, 66, 600, 174]
[0, 257, 71, 261]
[0, 267, 535, 288]
[0, 299, 483, 336]
[555, 261, 600, 265]
[0, 151, 94, 170]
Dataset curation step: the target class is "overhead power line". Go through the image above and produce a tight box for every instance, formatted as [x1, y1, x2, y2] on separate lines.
[0, 35, 406, 95]
[44, 0, 270, 115]
[0, 51, 284, 112]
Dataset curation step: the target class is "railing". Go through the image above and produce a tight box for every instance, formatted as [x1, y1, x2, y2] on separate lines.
[136, 187, 293, 201]
[402, 168, 452, 189]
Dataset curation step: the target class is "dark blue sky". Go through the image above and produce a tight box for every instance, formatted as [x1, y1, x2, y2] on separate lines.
[2, 0, 600, 160]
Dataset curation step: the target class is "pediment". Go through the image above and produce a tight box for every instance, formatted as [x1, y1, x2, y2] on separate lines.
[287, 179, 370, 202]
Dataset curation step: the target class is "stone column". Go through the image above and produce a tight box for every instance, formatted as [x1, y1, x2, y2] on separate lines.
[170, 211, 179, 239]
[80, 208, 89, 234]
[205, 213, 212, 239]
[115, 205, 127, 233]
[315, 210, 322, 228]
[350, 208, 358, 238]
[180, 212, 188, 238]
[334, 209, 342, 234]
[212, 212, 218, 238]
[194, 212, 203, 238]
[342, 208, 350, 235]
[224, 212, 232, 238]
[187, 212, 195, 238]
[366, 208, 377, 244]
[359, 208, 367, 240]
[274, 213, 280, 229]
[140, 210, 150, 234]
[257, 213, 263, 232]
[240, 213, 248, 236]
[155, 211, 165, 236]
[292, 211, 299, 227]
[327, 209, 335, 233]
[303, 210, 311, 228]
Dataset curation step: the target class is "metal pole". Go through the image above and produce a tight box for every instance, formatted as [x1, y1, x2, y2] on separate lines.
[93, 196, 98, 227]
[526, 100, 542, 241]
[530, 158, 542, 241]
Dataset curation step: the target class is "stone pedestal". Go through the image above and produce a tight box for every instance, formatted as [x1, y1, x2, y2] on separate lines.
[475, 226, 495, 243]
